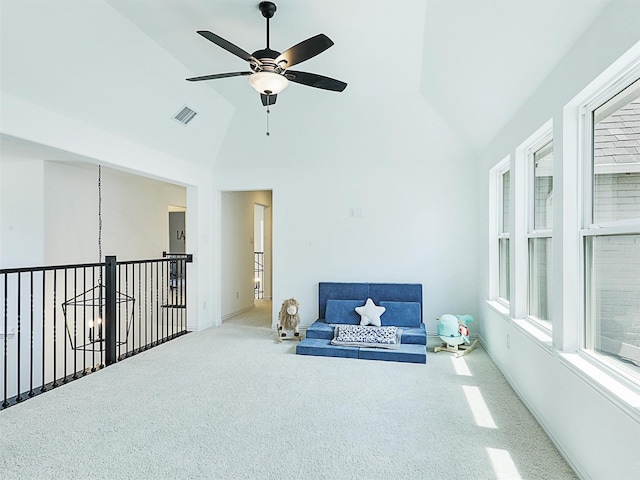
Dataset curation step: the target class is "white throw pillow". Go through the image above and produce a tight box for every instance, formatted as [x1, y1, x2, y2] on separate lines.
[355, 298, 386, 327]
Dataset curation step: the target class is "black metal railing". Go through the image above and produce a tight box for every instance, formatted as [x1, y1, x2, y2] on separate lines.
[1, 253, 192, 410]
[254, 251, 264, 299]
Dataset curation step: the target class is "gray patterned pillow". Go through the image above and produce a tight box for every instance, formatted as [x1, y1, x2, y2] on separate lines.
[331, 325, 402, 349]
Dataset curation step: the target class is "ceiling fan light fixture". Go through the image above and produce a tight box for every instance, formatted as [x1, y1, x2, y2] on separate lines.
[248, 71, 289, 95]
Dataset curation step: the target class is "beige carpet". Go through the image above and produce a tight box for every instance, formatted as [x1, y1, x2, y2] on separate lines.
[0, 300, 576, 479]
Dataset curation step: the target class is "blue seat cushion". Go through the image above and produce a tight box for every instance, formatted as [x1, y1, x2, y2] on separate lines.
[400, 324, 427, 345]
[296, 338, 359, 359]
[359, 344, 426, 363]
[296, 338, 426, 363]
[306, 320, 426, 345]
[305, 320, 334, 339]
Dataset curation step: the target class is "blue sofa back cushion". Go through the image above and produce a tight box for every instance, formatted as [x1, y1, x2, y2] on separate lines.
[325, 299, 364, 325]
[318, 283, 370, 319]
[380, 301, 422, 327]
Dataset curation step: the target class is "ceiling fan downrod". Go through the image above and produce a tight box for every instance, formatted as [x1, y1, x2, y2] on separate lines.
[259, 1, 277, 49]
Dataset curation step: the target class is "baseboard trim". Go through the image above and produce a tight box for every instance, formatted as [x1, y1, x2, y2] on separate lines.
[479, 337, 588, 480]
[222, 304, 255, 321]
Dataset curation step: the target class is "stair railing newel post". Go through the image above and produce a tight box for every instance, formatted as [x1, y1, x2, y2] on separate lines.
[105, 256, 117, 366]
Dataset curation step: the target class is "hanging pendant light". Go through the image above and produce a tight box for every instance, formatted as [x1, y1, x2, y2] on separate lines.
[63, 165, 135, 352]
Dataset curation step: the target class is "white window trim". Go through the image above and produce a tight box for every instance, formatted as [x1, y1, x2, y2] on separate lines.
[489, 156, 511, 308]
[512, 120, 554, 335]
[565, 39, 640, 387]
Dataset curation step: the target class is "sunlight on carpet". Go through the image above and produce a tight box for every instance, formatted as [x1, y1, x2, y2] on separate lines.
[462, 385, 498, 429]
[451, 355, 473, 376]
[487, 447, 522, 480]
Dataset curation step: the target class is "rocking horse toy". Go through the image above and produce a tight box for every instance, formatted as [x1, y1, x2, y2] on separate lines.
[277, 298, 301, 342]
[434, 314, 478, 357]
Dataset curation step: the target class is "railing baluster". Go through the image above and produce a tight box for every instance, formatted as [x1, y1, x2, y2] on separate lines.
[41, 271, 46, 393]
[29, 271, 34, 397]
[16, 272, 22, 402]
[132, 263, 137, 354]
[3, 273, 8, 408]
[72, 268, 78, 380]
[100, 262, 104, 369]
[91, 266, 97, 373]
[145, 263, 148, 350]
[82, 267, 87, 375]
[156, 262, 160, 344]
[184, 258, 188, 331]
[52, 269, 58, 388]
[168, 261, 172, 338]
[105, 256, 116, 366]
[151, 262, 155, 346]
[124, 263, 129, 358]
[63, 268, 68, 383]
[160, 260, 164, 342]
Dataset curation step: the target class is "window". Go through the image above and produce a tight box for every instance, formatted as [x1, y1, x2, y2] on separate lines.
[528, 139, 553, 325]
[583, 77, 640, 376]
[498, 165, 511, 303]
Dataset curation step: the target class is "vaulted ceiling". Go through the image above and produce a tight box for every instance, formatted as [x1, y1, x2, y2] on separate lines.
[1, 0, 612, 167]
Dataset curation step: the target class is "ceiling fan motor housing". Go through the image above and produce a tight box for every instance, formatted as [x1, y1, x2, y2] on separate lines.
[251, 48, 282, 73]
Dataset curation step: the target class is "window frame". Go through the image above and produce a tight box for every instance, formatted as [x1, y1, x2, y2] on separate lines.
[490, 156, 511, 309]
[525, 127, 554, 331]
[579, 66, 640, 385]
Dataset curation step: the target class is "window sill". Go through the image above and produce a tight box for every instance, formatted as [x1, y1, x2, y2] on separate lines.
[559, 352, 640, 421]
[486, 300, 553, 352]
[486, 299, 509, 317]
[512, 318, 554, 353]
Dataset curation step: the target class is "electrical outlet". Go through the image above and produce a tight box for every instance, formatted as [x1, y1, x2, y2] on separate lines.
[349, 207, 363, 218]
[506, 334, 510, 349]
[236, 291, 239, 299]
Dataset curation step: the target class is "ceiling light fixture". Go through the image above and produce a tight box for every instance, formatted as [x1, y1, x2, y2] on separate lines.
[248, 71, 289, 95]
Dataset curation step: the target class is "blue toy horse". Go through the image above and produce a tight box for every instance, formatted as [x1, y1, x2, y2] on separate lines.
[434, 314, 478, 357]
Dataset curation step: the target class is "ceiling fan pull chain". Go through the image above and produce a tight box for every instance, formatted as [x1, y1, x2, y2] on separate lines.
[266, 103, 271, 136]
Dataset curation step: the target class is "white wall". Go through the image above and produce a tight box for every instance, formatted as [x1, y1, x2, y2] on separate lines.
[0, 159, 46, 268]
[1, 159, 186, 267]
[44, 163, 186, 265]
[214, 93, 479, 333]
[477, 2, 640, 478]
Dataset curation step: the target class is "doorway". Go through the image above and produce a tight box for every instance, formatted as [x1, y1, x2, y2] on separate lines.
[168, 208, 186, 254]
[220, 190, 272, 321]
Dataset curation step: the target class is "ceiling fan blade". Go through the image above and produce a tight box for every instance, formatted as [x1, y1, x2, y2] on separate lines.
[261, 94, 277, 106]
[286, 70, 347, 92]
[197, 30, 252, 62]
[186, 72, 251, 82]
[274, 34, 334, 68]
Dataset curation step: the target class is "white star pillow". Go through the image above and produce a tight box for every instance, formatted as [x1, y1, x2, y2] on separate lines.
[355, 298, 386, 327]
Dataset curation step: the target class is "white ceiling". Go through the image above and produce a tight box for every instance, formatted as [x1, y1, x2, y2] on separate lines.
[1, 0, 612, 164]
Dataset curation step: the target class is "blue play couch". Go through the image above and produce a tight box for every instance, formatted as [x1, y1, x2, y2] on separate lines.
[296, 282, 427, 364]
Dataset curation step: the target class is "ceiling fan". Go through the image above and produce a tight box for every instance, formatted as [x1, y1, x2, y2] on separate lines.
[186, 1, 347, 107]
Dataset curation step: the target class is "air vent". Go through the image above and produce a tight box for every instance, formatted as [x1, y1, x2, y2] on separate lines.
[173, 105, 198, 125]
